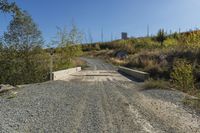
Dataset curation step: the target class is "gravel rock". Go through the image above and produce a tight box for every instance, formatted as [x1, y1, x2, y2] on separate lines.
[0, 58, 199, 132]
[0, 84, 15, 93]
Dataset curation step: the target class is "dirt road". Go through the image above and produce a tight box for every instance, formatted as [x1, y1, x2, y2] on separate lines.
[0, 58, 199, 133]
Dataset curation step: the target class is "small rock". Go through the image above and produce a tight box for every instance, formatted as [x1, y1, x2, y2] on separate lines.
[0, 84, 15, 93]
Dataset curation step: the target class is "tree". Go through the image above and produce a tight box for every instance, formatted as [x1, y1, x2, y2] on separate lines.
[50, 26, 69, 47]
[51, 25, 83, 71]
[156, 29, 167, 46]
[3, 11, 43, 51]
[52, 24, 83, 47]
[68, 24, 83, 45]
[0, 40, 3, 53]
[172, 32, 180, 39]
[1, 10, 46, 85]
[0, 1, 49, 85]
[88, 30, 93, 44]
[0, 0, 21, 16]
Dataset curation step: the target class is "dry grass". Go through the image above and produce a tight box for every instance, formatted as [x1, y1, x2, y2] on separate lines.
[84, 50, 114, 58]
[83, 34, 200, 111]
[143, 79, 171, 90]
[72, 58, 88, 69]
[109, 58, 127, 66]
[183, 96, 200, 113]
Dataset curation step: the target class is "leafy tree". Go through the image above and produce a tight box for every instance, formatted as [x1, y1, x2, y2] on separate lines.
[68, 24, 83, 45]
[52, 24, 83, 47]
[0, 0, 21, 16]
[0, 10, 47, 85]
[51, 26, 69, 47]
[51, 25, 83, 70]
[4, 11, 43, 51]
[156, 29, 167, 46]
[88, 30, 93, 44]
[0, 39, 2, 49]
[172, 32, 180, 39]
[0, 40, 3, 59]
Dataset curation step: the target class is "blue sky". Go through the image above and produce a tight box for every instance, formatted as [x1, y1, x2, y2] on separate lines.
[1, 0, 200, 44]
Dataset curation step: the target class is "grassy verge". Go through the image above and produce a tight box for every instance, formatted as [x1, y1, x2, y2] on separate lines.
[143, 79, 171, 90]
[54, 57, 87, 71]
[73, 58, 88, 69]
[183, 93, 200, 113]
[109, 58, 128, 66]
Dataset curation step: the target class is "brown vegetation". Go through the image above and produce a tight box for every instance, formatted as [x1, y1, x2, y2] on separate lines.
[83, 30, 200, 101]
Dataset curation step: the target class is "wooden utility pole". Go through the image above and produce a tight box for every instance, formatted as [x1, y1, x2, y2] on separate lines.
[50, 48, 54, 81]
[147, 25, 150, 37]
[101, 28, 104, 43]
[170, 30, 172, 35]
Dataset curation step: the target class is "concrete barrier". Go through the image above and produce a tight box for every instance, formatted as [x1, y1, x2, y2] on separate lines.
[53, 67, 81, 80]
[118, 66, 149, 81]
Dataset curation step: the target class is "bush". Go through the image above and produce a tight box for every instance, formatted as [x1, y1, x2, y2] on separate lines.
[170, 60, 196, 93]
[101, 40, 135, 54]
[0, 45, 83, 85]
[134, 38, 160, 50]
[54, 45, 83, 71]
[0, 48, 49, 85]
[179, 32, 200, 49]
[164, 38, 178, 47]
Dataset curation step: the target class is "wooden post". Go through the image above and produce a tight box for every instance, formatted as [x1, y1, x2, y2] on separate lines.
[50, 48, 54, 81]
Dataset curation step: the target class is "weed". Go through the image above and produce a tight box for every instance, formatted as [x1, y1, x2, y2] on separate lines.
[143, 79, 171, 90]
[7, 91, 18, 99]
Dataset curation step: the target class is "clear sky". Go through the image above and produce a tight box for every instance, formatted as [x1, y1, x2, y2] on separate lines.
[1, 0, 200, 44]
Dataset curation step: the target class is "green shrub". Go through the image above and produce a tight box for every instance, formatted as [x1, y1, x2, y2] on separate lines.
[164, 38, 178, 47]
[0, 48, 50, 85]
[170, 60, 196, 93]
[134, 38, 160, 50]
[179, 32, 200, 49]
[54, 45, 83, 71]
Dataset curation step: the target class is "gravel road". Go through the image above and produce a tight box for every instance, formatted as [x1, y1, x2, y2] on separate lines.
[0, 58, 200, 133]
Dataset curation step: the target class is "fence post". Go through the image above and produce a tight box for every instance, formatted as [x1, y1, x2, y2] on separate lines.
[50, 48, 54, 81]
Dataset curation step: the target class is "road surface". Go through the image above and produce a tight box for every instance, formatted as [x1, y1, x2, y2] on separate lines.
[0, 58, 200, 133]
